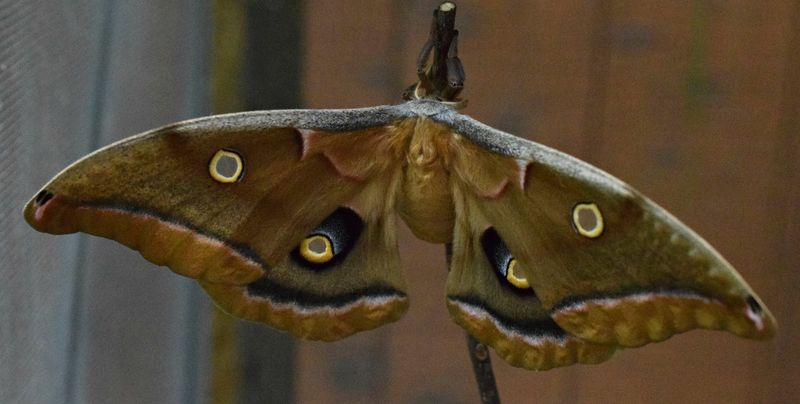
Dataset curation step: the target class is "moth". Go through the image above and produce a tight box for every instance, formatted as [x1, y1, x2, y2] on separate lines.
[24, 2, 775, 371]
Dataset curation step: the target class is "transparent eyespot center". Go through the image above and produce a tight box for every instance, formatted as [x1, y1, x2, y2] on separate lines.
[299, 235, 334, 263]
[505, 259, 530, 289]
[573, 202, 604, 238]
[209, 149, 244, 183]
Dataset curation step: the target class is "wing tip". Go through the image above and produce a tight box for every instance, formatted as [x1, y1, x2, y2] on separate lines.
[25, 191, 75, 234]
[24, 193, 265, 284]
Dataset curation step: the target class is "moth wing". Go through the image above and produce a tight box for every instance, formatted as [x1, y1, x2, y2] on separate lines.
[25, 107, 414, 340]
[442, 112, 776, 347]
[446, 184, 617, 370]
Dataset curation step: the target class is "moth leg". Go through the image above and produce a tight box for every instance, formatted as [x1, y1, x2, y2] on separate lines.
[416, 38, 434, 77]
[445, 31, 465, 97]
[413, 39, 436, 99]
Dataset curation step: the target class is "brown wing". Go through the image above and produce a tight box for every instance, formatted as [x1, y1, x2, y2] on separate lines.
[446, 183, 616, 370]
[443, 115, 776, 348]
[25, 111, 413, 340]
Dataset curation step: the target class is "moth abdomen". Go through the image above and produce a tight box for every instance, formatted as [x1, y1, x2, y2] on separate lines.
[397, 118, 456, 243]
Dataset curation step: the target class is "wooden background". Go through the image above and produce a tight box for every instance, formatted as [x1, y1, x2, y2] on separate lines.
[296, 1, 799, 403]
[2, 1, 798, 403]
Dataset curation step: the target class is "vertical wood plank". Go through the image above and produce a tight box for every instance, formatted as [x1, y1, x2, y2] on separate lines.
[764, 2, 800, 403]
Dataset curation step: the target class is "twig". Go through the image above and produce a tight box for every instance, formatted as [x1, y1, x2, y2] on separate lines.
[404, 1, 466, 106]
[465, 334, 501, 404]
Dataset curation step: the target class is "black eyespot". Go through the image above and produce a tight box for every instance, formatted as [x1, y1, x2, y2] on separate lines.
[34, 190, 54, 206]
[291, 207, 364, 269]
[480, 227, 534, 294]
[746, 295, 763, 315]
[480, 227, 512, 277]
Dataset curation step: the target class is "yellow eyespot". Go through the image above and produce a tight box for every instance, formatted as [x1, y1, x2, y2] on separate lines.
[299, 235, 334, 263]
[573, 202, 604, 238]
[505, 259, 530, 289]
[209, 149, 244, 183]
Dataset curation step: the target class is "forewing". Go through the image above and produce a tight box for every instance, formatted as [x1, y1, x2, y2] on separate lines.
[25, 107, 414, 340]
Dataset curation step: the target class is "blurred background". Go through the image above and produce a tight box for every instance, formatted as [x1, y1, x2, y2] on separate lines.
[1, 1, 798, 403]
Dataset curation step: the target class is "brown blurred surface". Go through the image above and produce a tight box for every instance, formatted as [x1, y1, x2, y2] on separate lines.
[296, 1, 799, 403]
